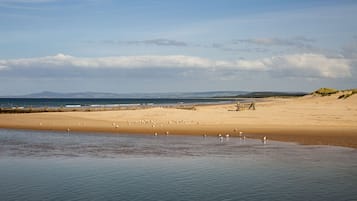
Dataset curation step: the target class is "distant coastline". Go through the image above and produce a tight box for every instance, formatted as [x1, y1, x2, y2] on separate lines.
[216, 91, 307, 98]
[2, 90, 248, 99]
[2, 90, 309, 99]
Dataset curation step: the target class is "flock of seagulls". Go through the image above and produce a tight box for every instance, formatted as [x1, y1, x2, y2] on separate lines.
[149, 127, 268, 144]
[50, 120, 268, 144]
[117, 119, 202, 127]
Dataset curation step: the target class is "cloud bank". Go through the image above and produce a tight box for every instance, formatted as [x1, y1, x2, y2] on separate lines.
[235, 37, 315, 50]
[100, 39, 188, 47]
[127, 39, 188, 47]
[0, 53, 351, 78]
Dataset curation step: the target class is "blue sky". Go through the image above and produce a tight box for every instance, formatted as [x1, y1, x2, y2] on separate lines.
[0, 0, 356, 95]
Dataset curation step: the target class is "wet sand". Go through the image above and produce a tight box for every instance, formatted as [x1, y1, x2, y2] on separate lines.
[1, 93, 357, 148]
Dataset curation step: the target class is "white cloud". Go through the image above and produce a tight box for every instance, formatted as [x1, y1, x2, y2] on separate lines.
[234, 37, 315, 50]
[0, 53, 352, 78]
[267, 54, 351, 78]
[127, 39, 188, 47]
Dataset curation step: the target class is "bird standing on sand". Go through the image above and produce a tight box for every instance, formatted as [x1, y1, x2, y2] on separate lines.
[225, 134, 230, 142]
[262, 136, 267, 144]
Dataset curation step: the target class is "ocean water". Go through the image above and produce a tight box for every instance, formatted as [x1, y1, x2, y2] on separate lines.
[0, 98, 235, 108]
[0, 129, 357, 201]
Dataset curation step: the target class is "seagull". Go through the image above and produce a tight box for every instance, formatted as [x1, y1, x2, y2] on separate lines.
[262, 136, 267, 144]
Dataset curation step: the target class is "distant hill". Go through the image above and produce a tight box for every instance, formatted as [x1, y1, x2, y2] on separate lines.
[5, 91, 248, 99]
[18, 91, 123, 99]
[217, 91, 308, 98]
[2, 90, 311, 99]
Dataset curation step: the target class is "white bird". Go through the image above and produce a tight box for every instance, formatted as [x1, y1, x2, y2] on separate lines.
[225, 134, 230, 138]
[218, 133, 222, 137]
[154, 132, 158, 136]
[262, 136, 267, 144]
[165, 131, 169, 135]
[239, 131, 243, 136]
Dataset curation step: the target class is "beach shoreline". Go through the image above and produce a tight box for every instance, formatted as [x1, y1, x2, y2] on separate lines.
[1, 94, 356, 148]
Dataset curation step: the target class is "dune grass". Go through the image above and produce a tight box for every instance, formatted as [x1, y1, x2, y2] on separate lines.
[313, 88, 339, 96]
[312, 88, 357, 99]
[338, 88, 357, 99]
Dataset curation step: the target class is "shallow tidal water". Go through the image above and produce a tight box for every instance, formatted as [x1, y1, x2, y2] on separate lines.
[0, 129, 357, 201]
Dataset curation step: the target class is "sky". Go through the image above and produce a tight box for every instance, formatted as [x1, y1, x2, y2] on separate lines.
[0, 0, 357, 95]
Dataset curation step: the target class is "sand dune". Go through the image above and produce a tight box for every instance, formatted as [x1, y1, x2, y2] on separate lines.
[1, 93, 357, 148]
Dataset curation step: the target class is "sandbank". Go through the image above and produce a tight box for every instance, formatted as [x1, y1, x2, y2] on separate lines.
[0, 93, 357, 148]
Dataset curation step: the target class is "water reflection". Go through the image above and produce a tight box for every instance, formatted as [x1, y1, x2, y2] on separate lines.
[0, 129, 285, 158]
[1, 129, 357, 201]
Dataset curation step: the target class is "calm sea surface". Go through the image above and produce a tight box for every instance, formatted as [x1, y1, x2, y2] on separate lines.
[0, 98, 235, 108]
[0, 129, 357, 201]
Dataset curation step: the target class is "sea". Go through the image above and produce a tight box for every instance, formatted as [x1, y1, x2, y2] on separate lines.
[0, 129, 357, 201]
[0, 98, 237, 108]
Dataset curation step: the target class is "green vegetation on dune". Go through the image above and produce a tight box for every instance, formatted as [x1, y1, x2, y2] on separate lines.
[338, 88, 357, 99]
[350, 89, 357, 94]
[312, 88, 356, 99]
[313, 88, 339, 96]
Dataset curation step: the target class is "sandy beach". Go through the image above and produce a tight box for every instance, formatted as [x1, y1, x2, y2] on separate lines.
[1, 93, 357, 148]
